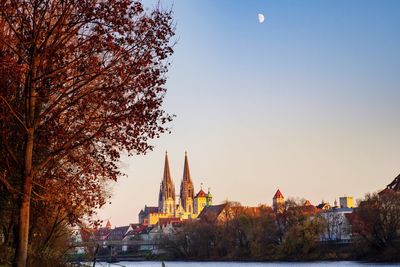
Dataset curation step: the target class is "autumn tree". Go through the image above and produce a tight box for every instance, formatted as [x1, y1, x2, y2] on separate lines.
[349, 191, 400, 260]
[0, 1, 175, 266]
[275, 198, 324, 259]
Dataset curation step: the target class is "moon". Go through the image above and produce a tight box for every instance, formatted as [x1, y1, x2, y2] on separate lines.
[258, 13, 265, 24]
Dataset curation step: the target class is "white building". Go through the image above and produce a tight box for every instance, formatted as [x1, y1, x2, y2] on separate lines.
[320, 207, 353, 242]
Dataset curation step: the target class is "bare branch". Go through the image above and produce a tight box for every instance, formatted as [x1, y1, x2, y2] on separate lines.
[0, 96, 28, 132]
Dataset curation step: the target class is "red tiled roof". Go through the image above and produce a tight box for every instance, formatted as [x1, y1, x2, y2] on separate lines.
[274, 189, 283, 198]
[195, 189, 207, 198]
[158, 217, 181, 227]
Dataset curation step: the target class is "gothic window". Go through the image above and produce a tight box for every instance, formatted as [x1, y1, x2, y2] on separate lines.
[189, 205, 191, 213]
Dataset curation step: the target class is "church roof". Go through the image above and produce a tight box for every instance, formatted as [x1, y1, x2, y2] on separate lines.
[143, 206, 159, 215]
[274, 189, 284, 198]
[106, 220, 111, 229]
[198, 203, 227, 223]
[195, 189, 207, 198]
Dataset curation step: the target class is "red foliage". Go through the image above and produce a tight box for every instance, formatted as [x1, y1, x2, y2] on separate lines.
[0, 1, 175, 265]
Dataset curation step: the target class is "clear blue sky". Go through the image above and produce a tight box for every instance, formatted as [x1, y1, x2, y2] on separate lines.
[99, 0, 400, 226]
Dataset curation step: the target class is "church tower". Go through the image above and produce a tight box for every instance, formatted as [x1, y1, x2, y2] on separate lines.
[158, 151, 176, 215]
[179, 152, 195, 214]
[273, 189, 284, 212]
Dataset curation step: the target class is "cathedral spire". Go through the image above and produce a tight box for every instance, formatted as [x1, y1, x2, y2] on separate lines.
[163, 151, 172, 185]
[180, 151, 194, 212]
[159, 151, 175, 214]
[182, 151, 192, 182]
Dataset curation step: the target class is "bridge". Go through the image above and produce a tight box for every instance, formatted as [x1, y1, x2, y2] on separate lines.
[69, 239, 168, 263]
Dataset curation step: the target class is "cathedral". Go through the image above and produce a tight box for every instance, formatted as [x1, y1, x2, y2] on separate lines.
[139, 152, 212, 225]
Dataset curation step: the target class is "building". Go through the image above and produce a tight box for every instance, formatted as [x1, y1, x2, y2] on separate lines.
[339, 196, 354, 208]
[272, 189, 284, 212]
[384, 173, 400, 191]
[179, 152, 194, 214]
[139, 152, 213, 225]
[197, 203, 228, 224]
[106, 225, 132, 241]
[316, 201, 331, 211]
[193, 189, 207, 215]
[197, 202, 272, 224]
[94, 220, 112, 241]
[158, 151, 176, 215]
[320, 207, 353, 242]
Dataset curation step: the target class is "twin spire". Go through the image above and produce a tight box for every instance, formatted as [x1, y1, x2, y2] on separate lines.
[159, 151, 195, 213]
[163, 151, 191, 184]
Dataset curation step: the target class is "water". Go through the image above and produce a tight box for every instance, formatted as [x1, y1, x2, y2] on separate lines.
[91, 261, 399, 267]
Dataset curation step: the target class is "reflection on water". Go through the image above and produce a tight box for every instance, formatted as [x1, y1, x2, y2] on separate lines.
[90, 261, 399, 267]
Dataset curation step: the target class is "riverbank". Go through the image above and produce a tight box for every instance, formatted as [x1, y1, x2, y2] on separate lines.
[75, 261, 400, 267]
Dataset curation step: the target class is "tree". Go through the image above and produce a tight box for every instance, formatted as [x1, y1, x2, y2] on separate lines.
[0, 1, 175, 266]
[349, 191, 400, 260]
[274, 198, 324, 259]
[320, 210, 351, 242]
[279, 215, 325, 259]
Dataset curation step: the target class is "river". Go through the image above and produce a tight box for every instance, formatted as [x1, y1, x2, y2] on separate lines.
[90, 261, 399, 267]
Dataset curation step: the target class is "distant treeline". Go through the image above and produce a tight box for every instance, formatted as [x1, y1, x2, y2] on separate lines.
[160, 192, 400, 262]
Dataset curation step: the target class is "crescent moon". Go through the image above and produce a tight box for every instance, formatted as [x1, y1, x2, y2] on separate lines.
[258, 14, 265, 24]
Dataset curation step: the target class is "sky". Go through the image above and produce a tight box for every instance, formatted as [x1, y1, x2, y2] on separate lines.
[97, 0, 400, 227]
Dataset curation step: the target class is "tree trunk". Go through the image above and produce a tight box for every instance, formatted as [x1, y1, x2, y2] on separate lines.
[14, 129, 34, 267]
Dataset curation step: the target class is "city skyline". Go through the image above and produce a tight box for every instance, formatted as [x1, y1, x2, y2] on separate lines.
[98, 0, 400, 226]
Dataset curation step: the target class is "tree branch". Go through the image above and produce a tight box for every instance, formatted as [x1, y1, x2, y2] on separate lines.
[0, 96, 28, 132]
